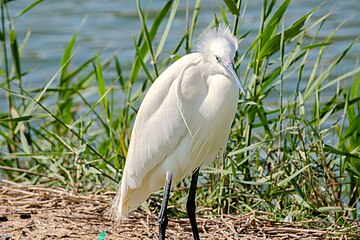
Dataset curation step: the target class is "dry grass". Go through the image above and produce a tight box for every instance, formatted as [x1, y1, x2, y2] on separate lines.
[0, 180, 359, 240]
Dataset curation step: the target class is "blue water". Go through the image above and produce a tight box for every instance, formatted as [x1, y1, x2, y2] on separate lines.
[2, 0, 359, 103]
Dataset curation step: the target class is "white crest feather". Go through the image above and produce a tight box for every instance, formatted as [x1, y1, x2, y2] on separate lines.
[195, 24, 238, 55]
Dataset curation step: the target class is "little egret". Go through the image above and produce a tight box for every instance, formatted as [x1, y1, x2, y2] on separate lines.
[111, 25, 245, 239]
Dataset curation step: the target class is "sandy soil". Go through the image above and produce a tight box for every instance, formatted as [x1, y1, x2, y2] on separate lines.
[0, 180, 359, 239]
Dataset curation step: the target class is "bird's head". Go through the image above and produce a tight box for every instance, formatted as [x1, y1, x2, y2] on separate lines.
[195, 25, 246, 95]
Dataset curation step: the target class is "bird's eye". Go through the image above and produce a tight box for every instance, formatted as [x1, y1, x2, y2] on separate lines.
[215, 55, 221, 62]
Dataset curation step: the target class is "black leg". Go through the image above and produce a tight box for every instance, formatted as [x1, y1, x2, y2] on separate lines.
[187, 168, 200, 240]
[159, 171, 173, 240]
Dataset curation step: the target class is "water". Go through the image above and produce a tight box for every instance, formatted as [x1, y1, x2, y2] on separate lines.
[2, 0, 360, 103]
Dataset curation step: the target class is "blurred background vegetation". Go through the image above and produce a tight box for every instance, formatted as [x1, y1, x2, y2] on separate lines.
[0, 0, 359, 226]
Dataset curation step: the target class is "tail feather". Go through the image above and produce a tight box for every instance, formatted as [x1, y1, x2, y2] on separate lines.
[109, 177, 151, 221]
[110, 158, 176, 220]
[108, 179, 129, 221]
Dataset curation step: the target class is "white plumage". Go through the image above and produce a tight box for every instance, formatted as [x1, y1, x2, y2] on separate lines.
[111, 25, 245, 221]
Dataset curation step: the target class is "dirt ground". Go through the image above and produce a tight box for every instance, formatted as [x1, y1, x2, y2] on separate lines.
[0, 180, 359, 240]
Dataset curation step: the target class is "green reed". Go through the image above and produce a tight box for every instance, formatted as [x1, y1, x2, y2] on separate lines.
[0, 0, 359, 228]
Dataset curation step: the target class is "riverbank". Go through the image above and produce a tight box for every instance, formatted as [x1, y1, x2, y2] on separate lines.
[1, 181, 359, 239]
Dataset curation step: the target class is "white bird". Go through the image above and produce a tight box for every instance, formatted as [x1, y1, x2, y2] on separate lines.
[111, 25, 245, 240]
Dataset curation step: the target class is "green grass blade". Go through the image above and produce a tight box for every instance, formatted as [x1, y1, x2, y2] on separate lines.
[278, 164, 311, 187]
[9, 29, 22, 81]
[324, 145, 360, 159]
[320, 65, 360, 92]
[301, 41, 332, 50]
[340, 115, 360, 142]
[258, 13, 310, 59]
[114, 56, 125, 88]
[129, 1, 172, 84]
[15, 0, 44, 18]
[187, 0, 201, 51]
[93, 56, 109, 119]
[223, 0, 239, 16]
[60, 33, 77, 88]
[260, 0, 290, 45]
[133, 35, 153, 82]
[136, 0, 159, 77]
[155, 0, 180, 60]
[304, 38, 358, 100]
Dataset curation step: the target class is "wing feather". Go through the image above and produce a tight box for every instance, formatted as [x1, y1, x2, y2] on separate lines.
[126, 53, 202, 188]
[110, 53, 202, 219]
